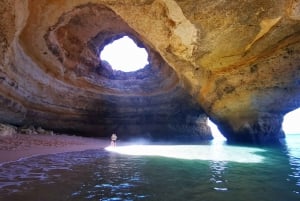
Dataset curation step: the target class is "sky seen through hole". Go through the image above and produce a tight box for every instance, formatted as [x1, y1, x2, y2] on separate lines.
[100, 36, 149, 72]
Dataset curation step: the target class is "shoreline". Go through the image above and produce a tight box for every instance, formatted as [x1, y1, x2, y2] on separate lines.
[0, 133, 110, 164]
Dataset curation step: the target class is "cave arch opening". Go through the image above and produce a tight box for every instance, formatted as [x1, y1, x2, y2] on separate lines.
[207, 119, 227, 141]
[99, 36, 149, 72]
[282, 108, 300, 134]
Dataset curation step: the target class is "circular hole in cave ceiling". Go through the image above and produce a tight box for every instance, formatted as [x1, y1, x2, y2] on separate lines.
[99, 36, 149, 72]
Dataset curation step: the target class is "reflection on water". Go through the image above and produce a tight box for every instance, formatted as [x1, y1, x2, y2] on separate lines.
[285, 135, 300, 192]
[71, 154, 149, 201]
[209, 161, 228, 191]
[0, 136, 300, 201]
[0, 151, 150, 201]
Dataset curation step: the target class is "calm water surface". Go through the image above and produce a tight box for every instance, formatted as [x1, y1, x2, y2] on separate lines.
[0, 135, 300, 201]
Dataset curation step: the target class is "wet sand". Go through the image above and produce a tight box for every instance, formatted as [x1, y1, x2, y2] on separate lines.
[0, 133, 110, 164]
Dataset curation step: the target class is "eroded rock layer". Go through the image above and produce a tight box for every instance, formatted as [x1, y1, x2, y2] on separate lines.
[1, 0, 300, 144]
[0, 1, 211, 140]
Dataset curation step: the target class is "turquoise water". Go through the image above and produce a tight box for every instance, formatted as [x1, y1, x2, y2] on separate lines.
[0, 135, 300, 201]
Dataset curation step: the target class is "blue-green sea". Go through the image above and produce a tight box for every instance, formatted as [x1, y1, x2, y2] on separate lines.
[0, 135, 299, 201]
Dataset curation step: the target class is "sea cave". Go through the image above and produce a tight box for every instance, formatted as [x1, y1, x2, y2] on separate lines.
[1, 1, 300, 201]
[0, 0, 300, 145]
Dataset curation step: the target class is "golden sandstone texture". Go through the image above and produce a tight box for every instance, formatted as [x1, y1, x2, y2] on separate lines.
[0, 0, 299, 144]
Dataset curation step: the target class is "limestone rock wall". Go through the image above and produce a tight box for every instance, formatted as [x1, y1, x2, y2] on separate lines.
[0, 0, 300, 144]
[0, 1, 211, 140]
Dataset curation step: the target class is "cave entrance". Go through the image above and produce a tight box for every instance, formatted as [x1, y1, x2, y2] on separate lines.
[100, 36, 149, 72]
[207, 119, 227, 141]
[282, 108, 300, 134]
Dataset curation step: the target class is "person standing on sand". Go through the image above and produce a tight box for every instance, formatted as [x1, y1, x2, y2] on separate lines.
[111, 133, 117, 147]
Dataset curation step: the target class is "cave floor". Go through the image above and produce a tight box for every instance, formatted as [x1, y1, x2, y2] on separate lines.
[0, 133, 109, 164]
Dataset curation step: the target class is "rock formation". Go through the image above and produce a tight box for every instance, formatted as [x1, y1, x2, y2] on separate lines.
[0, 0, 299, 144]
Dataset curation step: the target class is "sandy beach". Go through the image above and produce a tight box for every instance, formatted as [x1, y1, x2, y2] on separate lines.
[0, 132, 110, 164]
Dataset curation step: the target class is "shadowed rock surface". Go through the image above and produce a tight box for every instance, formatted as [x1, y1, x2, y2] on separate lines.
[0, 0, 300, 144]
